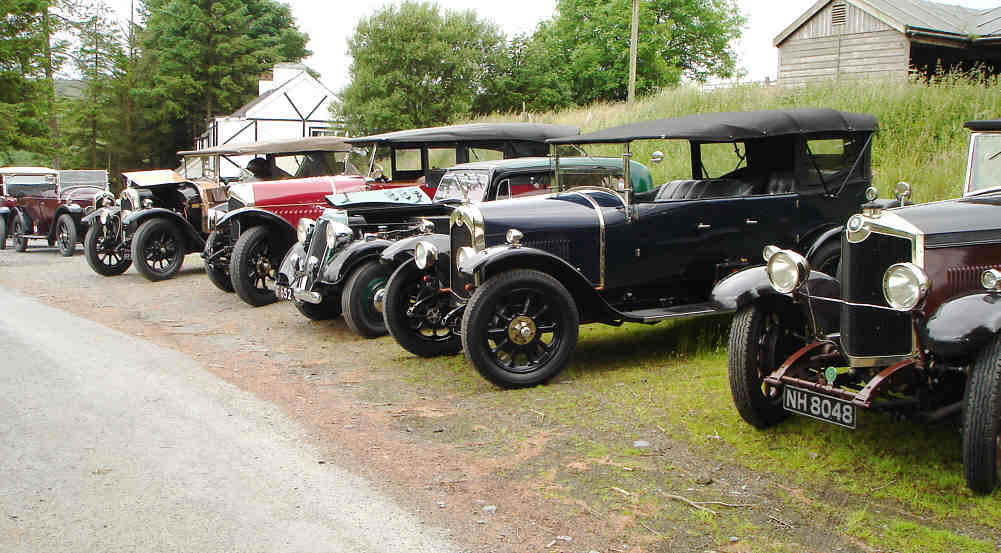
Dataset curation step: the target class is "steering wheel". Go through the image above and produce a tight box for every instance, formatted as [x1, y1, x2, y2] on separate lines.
[370, 164, 388, 183]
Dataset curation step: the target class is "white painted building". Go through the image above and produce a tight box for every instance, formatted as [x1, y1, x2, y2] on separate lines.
[194, 62, 343, 178]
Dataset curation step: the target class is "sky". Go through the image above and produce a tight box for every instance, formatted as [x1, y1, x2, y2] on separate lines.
[107, 0, 1001, 92]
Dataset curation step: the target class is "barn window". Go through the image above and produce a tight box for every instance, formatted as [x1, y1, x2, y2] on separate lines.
[831, 2, 846, 25]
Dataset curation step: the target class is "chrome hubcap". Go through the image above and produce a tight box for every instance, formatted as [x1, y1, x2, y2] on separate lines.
[508, 315, 537, 345]
[372, 287, 386, 313]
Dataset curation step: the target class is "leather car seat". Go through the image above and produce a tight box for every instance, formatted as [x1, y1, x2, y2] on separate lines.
[766, 171, 795, 194]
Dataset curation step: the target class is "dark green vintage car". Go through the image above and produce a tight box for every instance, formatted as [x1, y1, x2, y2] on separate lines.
[416, 108, 879, 388]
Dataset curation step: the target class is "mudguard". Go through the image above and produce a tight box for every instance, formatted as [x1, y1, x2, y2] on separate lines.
[709, 266, 777, 313]
[710, 266, 841, 334]
[124, 208, 205, 252]
[48, 205, 87, 240]
[923, 293, 1001, 362]
[61, 203, 83, 215]
[320, 238, 394, 285]
[380, 233, 450, 265]
[81, 206, 122, 226]
[805, 225, 842, 260]
[216, 207, 296, 243]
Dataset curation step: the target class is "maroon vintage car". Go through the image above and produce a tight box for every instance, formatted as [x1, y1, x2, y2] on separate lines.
[0, 167, 111, 256]
[204, 123, 570, 307]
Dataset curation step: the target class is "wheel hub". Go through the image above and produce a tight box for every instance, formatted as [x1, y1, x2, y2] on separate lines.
[508, 316, 537, 345]
[372, 287, 386, 313]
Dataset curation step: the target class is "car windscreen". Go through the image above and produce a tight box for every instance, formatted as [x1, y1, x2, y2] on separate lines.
[271, 151, 361, 179]
[433, 170, 490, 202]
[4, 174, 57, 196]
[184, 155, 218, 181]
[967, 133, 1001, 195]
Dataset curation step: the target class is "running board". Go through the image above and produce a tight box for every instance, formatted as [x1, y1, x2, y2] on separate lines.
[616, 302, 724, 324]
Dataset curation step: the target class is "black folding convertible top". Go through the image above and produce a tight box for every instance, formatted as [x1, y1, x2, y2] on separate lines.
[345, 123, 580, 145]
[547, 108, 878, 145]
[964, 120, 1001, 132]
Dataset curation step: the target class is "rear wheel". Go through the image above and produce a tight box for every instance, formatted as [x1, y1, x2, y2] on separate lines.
[12, 216, 27, 252]
[342, 259, 392, 338]
[384, 260, 460, 357]
[0, 216, 7, 250]
[203, 230, 234, 293]
[963, 335, 1001, 494]
[55, 214, 77, 257]
[231, 225, 282, 307]
[131, 218, 185, 281]
[84, 222, 131, 276]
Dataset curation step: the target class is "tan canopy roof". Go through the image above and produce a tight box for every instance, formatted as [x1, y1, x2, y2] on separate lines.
[122, 169, 187, 187]
[177, 136, 352, 157]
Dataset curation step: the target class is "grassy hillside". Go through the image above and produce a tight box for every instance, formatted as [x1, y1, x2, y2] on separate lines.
[475, 75, 1001, 204]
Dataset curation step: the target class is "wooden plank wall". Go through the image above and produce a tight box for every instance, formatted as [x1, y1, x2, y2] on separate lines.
[778, 2, 911, 84]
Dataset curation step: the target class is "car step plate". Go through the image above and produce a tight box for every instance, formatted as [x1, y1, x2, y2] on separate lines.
[783, 386, 857, 429]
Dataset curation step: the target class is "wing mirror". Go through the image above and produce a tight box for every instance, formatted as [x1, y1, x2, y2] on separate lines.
[650, 151, 664, 164]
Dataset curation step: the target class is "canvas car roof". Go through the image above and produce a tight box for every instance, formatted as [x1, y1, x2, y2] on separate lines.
[122, 169, 187, 186]
[0, 166, 59, 175]
[344, 123, 580, 145]
[965, 120, 1001, 132]
[547, 109, 879, 145]
[177, 136, 352, 157]
[445, 156, 630, 172]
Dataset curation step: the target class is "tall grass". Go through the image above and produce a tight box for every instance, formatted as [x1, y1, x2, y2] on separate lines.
[473, 75, 1001, 203]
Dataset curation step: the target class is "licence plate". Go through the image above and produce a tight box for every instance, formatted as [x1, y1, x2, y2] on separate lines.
[275, 285, 293, 302]
[783, 386, 857, 429]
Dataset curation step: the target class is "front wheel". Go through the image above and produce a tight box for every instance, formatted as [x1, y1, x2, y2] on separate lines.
[963, 335, 1001, 494]
[231, 225, 284, 307]
[0, 216, 7, 250]
[384, 260, 461, 357]
[342, 259, 392, 338]
[55, 214, 77, 257]
[84, 223, 131, 276]
[131, 218, 185, 281]
[12, 216, 27, 252]
[461, 269, 579, 388]
[728, 300, 806, 429]
[203, 230, 234, 293]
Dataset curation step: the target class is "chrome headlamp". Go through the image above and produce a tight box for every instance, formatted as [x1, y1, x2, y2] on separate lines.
[882, 262, 929, 311]
[456, 246, 476, 270]
[982, 268, 1001, 291]
[767, 249, 810, 294]
[414, 240, 438, 269]
[418, 218, 434, 234]
[297, 218, 315, 243]
[96, 191, 115, 208]
[325, 220, 353, 250]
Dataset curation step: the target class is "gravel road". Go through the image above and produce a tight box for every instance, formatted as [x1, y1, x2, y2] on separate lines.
[0, 284, 457, 553]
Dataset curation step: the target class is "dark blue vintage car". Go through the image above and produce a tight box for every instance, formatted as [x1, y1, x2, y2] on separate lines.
[415, 108, 878, 388]
[711, 118, 1001, 494]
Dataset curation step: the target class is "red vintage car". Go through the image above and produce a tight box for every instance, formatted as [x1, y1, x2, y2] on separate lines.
[0, 167, 111, 256]
[204, 123, 572, 307]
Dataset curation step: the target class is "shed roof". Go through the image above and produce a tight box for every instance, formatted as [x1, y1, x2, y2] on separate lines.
[775, 0, 1001, 46]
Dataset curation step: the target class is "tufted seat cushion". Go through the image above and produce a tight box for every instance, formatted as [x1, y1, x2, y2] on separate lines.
[655, 178, 755, 201]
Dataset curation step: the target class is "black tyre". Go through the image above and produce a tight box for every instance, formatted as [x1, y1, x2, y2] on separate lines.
[131, 218, 185, 281]
[728, 300, 808, 429]
[12, 216, 27, 252]
[55, 214, 77, 257]
[84, 222, 131, 276]
[384, 260, 461, 357]
[963, 334, 1001, 494]
[461, 269, 579, 388]
[0, 216, 7, 250]
[293, 295, 342, 321]
[342, 259, 393, 338]
[231, 225, 283, 307]
[808, 239, 841, 278]
[203, 230, 234, 293]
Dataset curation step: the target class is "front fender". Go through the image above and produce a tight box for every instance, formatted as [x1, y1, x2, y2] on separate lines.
[710, 266, 841, 333]
[805, 225, 842, 260]
[710, 266, 778, 313]
[82, 206, 122, 226]
[381, 233, 450, 265]
[320, 238, 394, 284]
[124, 208, 204, 252]
[924, 293, 1001, 362]
[217, 207, 296, 243]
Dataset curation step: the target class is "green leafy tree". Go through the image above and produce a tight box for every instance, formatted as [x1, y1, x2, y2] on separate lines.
[337, 1, 506, 135]
[0, 0, 56, 162]
[135, 0, 310, 165]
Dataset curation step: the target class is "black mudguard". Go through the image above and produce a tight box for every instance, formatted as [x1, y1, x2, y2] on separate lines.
[124, 208, 205, 253]
[710, 266, 841, 334]
[321, 238, 394, 285]
[924, 292, 1001, 362]
[380, 233, 449, 265]
[217, 207, 296, 244]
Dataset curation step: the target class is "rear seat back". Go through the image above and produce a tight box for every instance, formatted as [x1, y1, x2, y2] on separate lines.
[654, 178, 755, 201]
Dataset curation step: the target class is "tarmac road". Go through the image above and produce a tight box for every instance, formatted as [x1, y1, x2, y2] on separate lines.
[0, 286, 457, 553]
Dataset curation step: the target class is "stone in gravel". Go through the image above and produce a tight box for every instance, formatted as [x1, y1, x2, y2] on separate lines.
[556, 535, 572, 542]
[437, 501, 446, 508]
[633, 440, 651, 448]
[476, 519, 487, 524]
[728, 536, 739, 543]
[343, 424, 355, 429]
[482, 505, 497, 514]
[808, 451, 819, 459]
[695, 476, 713, 486]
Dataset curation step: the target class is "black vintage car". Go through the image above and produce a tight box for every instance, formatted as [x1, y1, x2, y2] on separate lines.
[82, 169, 228, 281]
[417, 108, 877, 388]
[711, 119, 1001, 494]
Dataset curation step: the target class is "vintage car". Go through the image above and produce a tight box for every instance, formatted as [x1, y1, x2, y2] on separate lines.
[208, 123, 577, 307]
[414, 108, 878, 388]
[277, 155, 642, 340]
[1, 166, 111, 256]
[710, 119, 1001, 494]
[82, 169, 229, 281]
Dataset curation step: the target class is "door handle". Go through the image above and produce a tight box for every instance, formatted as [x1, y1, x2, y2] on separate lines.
[745, 219, 758, 225]
[697, 223, 711, 230]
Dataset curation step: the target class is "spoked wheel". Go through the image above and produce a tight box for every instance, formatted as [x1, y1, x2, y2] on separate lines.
[12, 217, 27, 252]
[462, 269, 579, 388]
[55, 214, 77, 257]
[203, 230, 234, 293]
[131, 218, 185, 281]
[728, 299, 807, 429]
[84, 221, 131, 276]
[963, 334, 1001, 494]
[231, 226, 283, 307]
[384, 260, 461, 357]
[342, 259, 393, 338]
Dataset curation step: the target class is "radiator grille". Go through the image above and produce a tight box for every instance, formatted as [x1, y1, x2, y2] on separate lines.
[301, 219, 329, 291]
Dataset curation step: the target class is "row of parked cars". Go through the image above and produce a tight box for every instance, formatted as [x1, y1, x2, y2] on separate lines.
[4, 109, 1001, 494]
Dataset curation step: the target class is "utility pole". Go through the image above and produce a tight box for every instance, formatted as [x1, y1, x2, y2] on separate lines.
[628, 0, 639, 103]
